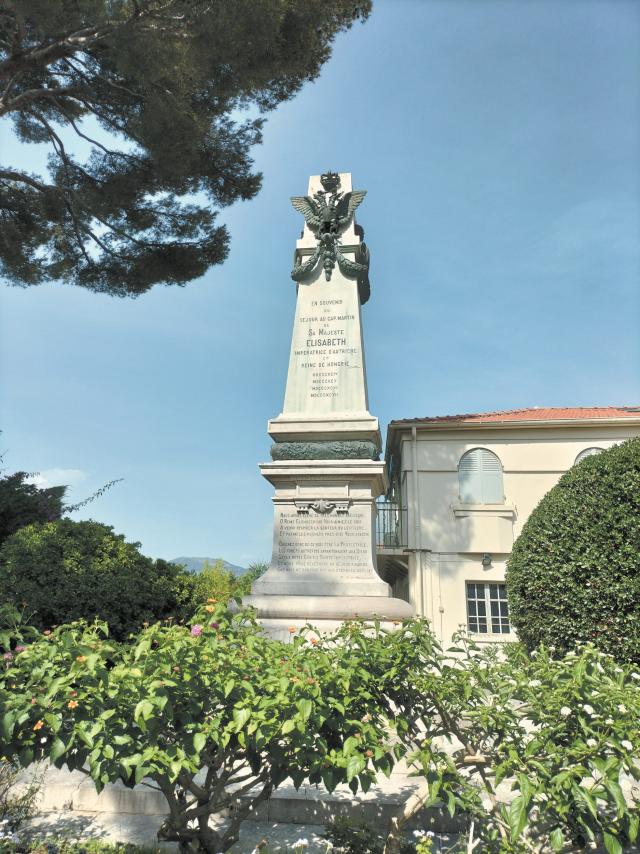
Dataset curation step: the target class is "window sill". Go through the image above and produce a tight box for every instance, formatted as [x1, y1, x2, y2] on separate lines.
[451, 502, 516, 519]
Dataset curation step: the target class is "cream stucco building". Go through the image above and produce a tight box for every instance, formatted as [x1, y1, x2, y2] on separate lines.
[376, 406, 640, 644]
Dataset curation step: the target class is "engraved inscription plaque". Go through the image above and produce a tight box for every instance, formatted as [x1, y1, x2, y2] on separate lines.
[276, 509, 372, 578]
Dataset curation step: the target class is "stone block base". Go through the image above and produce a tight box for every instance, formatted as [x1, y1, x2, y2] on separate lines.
[242, 594, 413, 640]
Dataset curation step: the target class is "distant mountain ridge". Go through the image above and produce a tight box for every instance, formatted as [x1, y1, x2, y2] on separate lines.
[170, 557, 246, 576]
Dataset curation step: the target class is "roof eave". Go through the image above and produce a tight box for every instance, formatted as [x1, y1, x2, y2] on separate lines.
[388, 416, 640, 432]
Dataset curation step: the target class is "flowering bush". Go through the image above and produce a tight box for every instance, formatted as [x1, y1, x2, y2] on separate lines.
[385, 637, 640, 854]
[0, 605, 435, 853]
[2, 608, 639, 854]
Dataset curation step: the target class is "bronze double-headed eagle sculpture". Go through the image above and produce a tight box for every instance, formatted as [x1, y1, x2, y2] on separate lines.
[289, 171, 371, 304]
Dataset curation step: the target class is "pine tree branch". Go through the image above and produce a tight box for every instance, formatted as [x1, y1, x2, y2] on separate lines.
[0, 85, 83, 116]
[0, 170, 51, 192]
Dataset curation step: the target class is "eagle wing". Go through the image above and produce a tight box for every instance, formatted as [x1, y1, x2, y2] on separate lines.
[290, 195, 322, 230]
[336, 189, 367, 227]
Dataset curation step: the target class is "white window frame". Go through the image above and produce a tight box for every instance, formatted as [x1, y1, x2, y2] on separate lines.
[458, 448, 504, 504]
[466, 581, 511, 635]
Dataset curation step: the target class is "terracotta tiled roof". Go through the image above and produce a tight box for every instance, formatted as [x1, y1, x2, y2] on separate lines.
[390, 406, 640, 426]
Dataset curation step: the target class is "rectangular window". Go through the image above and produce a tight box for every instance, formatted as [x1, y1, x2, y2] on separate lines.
[466, 582, 511, 634]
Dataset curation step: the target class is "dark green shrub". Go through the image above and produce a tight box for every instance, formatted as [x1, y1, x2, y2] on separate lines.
[0, 471, 66, 549]
[506, 438, 640, 662]
[0, 519, 192, 641]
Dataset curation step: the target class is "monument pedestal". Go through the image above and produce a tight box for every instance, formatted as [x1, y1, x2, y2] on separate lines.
[247, 172, 413, 631]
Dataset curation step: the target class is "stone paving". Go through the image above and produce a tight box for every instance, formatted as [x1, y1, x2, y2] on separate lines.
[14, 761, 464, 852]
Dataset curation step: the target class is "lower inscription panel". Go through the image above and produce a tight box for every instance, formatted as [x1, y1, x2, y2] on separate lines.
[274, 507, 373, 578]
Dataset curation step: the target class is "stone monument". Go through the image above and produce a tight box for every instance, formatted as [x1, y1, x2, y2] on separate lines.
[246, 172, 413, 634]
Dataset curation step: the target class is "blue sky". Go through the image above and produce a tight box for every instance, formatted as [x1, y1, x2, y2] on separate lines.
[1, 0, 638, 566]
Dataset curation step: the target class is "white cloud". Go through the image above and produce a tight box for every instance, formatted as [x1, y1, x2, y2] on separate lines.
[26, 468, 87, 489]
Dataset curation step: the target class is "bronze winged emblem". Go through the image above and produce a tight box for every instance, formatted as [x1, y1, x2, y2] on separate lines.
[289, 172, 371, 302]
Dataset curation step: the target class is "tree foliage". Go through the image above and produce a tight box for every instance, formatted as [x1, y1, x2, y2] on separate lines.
[0, 608, 431, 852]
[182, 558, 267, 605]
[384, 637, 640, 854]
[0, 518, 191, 640]
[0, 470, 66, 548]
[506, 438, 640, 663]
[0, 0, 371, 295]
[1, 613, 639, 853]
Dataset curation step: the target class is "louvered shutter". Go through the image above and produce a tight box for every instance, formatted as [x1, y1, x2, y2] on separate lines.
[480, 449, 503, 503]
[459, 450, 482, 502]
[459, 449, 503, 503]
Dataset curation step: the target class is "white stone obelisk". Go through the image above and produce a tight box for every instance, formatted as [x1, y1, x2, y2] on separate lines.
[246, 173, 413, 634]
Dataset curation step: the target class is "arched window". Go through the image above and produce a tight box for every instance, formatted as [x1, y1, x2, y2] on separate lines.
[575, 447, 604, 465]
[458, 448, 504, 504]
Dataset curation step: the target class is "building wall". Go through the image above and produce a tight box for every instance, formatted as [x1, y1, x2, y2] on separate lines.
[395, 423, 640, 643]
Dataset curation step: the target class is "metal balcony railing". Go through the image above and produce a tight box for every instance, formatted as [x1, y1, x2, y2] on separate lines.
[375, 501, 408, 549]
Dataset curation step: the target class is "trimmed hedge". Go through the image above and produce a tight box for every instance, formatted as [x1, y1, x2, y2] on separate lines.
[0, 519, 193, 641]
[506, 437, 640, 663]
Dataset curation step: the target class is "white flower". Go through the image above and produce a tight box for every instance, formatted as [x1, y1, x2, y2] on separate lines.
[413, 830, 427, 838]
[294, 840, 309, 849]
[606, 718, 614, 725]
[582, 704, 594, 716]
[631, 672, 640, 680]
[621, 740, 633, 751]
[618, 704, 628, 713]
[560, 706, 572, 717]
[614, 667, 623, 673]
[529, 679, 541, 688]
[586, 738, 597, 748]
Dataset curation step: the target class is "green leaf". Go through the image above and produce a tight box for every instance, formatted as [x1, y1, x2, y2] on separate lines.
[343, 736, 359, 756]
[603, 832, 622, 854]
[50, 737, 66, 762]
[629, 815, 639, 843]
[446, 790, 456, 818]
[281, 719, 296, 735]
[135, 764, 150, 784]
[296, 698, 313, 721]
[233, 707, 251, 732]
[1, 712, 16, 740]
[346, 755, 365, 782]
[604, 778, 626, 817]
[193, 732, 206, 754]
[508, 795, 528, 841]
[549, 829, 564, 851]
[224, 679, 235, 697]
[43, 713, 61, 733]
[572, 783, 598, 819]
[133, 638, 151, 661]
[134, 700, 153, 723]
